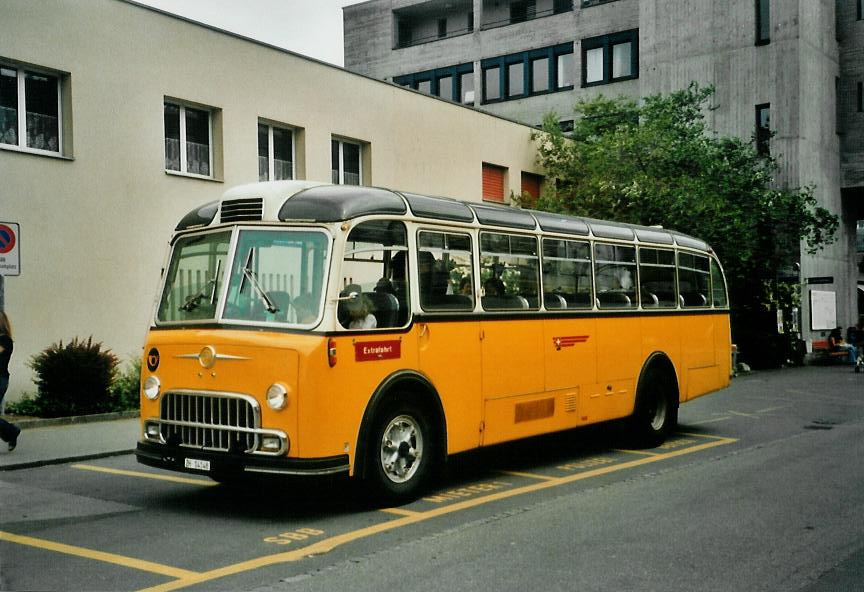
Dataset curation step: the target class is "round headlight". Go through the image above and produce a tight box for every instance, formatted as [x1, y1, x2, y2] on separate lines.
[143, 376, 161, 400]
[266, 383, 289, 410]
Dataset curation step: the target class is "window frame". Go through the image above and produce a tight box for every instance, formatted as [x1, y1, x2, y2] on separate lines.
[755, 0, 770, 46]
[331, 137, 363, 186]
[394, 63, 474, 104]
[257, 121, 295, 182]
[541, 237, 594, 311]
[0, 63, 63, 156]
[164, 100, 214, 179]
[593, 242, 638, 309]
[480, 43, 574, 104]
[581, 29, 639, 88]
[755, 103, 771, 156]
[479, 231, 541, 312]
[416, 229, 476, 313]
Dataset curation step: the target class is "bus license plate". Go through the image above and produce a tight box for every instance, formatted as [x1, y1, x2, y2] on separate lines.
[184, 458, 210, 472]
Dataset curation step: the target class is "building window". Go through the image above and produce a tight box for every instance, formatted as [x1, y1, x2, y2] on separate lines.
[331, 138, 362, 185]
[507, 61, 524, 98]
[164, 101, 213, 177]
[394, 63, 474, 103]
[481, 43, 573, 104]
[482, 163, 507, 203]
[581, 30, 638, 87]
[858, 82, 863, 113]
[468, 11, 474, 31]
[258, 122, 294, 182]
[755, 103, 770, 155]
[531, 57, 549, 93]
[553, 0, 573, 14]
[0, 64, 62, 153]
[461, 71, 475, 104]
[484, 66, 502, 102]
[521, 172, 542, 205]
[858, 0, 863, 20]
[510, 0, 536, 24]
[755, 0, 770, 45]
[437, 18, 447, 39]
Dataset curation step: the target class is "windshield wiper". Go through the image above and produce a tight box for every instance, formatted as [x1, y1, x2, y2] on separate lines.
[179, 259, 222, 312]
[239, 249, 279, 313]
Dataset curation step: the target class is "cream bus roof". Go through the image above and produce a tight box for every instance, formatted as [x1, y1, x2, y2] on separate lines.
[174, 181, 711, 253]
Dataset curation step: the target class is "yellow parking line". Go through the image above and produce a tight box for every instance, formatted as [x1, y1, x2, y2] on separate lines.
[73, 464, 216, 487]
[137, 436, 737, 592]
[612, 448, 659, 456]
[499, 470, 559, 481]
[379, 507, 421, 516]
[0, 530, 198, 579]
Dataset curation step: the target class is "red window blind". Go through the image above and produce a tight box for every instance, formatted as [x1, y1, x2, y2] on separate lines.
[482, 163, 506, 202]
[521, 172, 542, 204]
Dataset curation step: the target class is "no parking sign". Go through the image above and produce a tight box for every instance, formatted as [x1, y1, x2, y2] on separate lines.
[0, 222, 20, 276]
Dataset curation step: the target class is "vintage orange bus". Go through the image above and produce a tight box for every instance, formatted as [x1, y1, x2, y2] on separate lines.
[136, 180, 731, 501]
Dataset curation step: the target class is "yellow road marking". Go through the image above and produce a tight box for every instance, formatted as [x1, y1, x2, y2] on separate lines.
[378, 507, 421, 516]
[73, 464, 216, 487]
[137, 436, 737, 592]
[0, 530, 198, 579]
[498, 470, 558, 481]
[612, 449, 658, 456]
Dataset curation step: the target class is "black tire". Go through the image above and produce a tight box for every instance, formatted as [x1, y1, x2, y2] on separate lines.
[365, 400, 434, 504]
[628, 367, 678, 448]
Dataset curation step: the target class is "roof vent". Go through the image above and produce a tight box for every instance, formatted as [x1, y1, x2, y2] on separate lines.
[220, 198, 263, 223]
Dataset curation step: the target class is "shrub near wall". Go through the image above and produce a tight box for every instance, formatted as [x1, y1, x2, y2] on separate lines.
[26, 337, 119, 417]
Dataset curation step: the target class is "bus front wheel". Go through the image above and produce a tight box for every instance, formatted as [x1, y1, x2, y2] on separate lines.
[629, 368, 678, 448]
[366, 401, 432, 503]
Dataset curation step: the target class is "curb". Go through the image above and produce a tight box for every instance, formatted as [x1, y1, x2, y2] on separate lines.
[0, 449, 135, 472]
[8, 410, 140, 430]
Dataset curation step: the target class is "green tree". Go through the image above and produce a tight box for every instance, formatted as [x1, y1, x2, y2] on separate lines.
[532, 84, 838, 363]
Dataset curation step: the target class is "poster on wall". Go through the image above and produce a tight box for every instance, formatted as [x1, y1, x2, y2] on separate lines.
[810, 290, 836, 331]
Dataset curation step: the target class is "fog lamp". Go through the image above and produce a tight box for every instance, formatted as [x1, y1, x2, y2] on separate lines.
[261, 436, 283, 453]
[145, 422, 160, 439]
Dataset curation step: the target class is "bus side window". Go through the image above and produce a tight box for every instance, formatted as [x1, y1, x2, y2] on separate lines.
[479, 232, 540, 311]
[542, 238, 592, 310]
[417, 231, 474, 312]
[678, 252, 710, 308]
[594, 243, 637, 309]
[638, 247, 677, 308]
[341, 220, 409, 329]
[710, 258, 728, 307]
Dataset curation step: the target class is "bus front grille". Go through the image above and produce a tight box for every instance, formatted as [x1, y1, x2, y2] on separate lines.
[220, 198, 263, 222]
[159, 391, 260, 453]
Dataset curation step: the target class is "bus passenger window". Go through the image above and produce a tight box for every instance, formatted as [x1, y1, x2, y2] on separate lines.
[594, 243, 637, 309]
[480, 233, 539, 311]
[417, 231, 474, 311]
[638, 248, 677, 308]
[542, 238, 592, 310]
[711, 258, 728, 308]
[341, 220, 409, 329]
[678, 252, 710, 308]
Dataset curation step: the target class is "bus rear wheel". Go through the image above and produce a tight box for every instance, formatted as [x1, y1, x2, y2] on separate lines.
[366, 401, 432, 504]
[629, 368, 678, 448]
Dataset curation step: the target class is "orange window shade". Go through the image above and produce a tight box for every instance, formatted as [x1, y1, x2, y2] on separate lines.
[521, 172, 542, 203]
[482, 163, 506, 202]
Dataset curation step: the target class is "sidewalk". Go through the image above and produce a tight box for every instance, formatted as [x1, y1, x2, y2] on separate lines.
[0, 412, 140, 471]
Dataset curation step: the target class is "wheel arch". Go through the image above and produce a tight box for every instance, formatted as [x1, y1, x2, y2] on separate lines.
[353, 370, 447, 479]
[637, 351, 680, 406]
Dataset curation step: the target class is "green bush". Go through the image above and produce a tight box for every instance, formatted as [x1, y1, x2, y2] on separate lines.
[25, 337, 119, 418]
[110, 357, 141, 412]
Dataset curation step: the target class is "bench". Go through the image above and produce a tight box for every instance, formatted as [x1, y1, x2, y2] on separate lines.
[811, 339, 850, 364]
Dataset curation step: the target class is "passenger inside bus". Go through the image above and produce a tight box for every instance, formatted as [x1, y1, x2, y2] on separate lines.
[339, 284, 377, 330]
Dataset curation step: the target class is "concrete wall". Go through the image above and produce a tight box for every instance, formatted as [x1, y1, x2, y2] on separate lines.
[0, 0, 541, 399]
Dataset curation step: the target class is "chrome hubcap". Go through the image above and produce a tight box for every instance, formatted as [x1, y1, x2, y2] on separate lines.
[650, 394, 667, 431]
[380, 414, 423, 484]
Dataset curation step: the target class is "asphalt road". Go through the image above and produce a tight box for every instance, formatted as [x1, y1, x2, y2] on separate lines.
[1, 365, 862, 592]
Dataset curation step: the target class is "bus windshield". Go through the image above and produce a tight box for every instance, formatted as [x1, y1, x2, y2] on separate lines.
[156, 228, 330, 326]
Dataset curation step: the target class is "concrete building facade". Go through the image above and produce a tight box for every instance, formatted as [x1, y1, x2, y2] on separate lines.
[0, 0, 542, 398]
[344, 0, 864, 345]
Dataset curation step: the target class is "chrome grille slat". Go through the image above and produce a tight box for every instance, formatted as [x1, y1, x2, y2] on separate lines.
[160, 391, 259, 453]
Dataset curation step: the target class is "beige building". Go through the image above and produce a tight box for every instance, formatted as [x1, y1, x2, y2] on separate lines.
[0, 0, 542, 399]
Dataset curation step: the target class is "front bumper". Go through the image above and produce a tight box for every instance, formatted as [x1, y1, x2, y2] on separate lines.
[135, 440, 350, 477]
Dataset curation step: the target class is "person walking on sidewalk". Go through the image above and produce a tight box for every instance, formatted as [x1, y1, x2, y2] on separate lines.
[0, 311, 20, 451]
